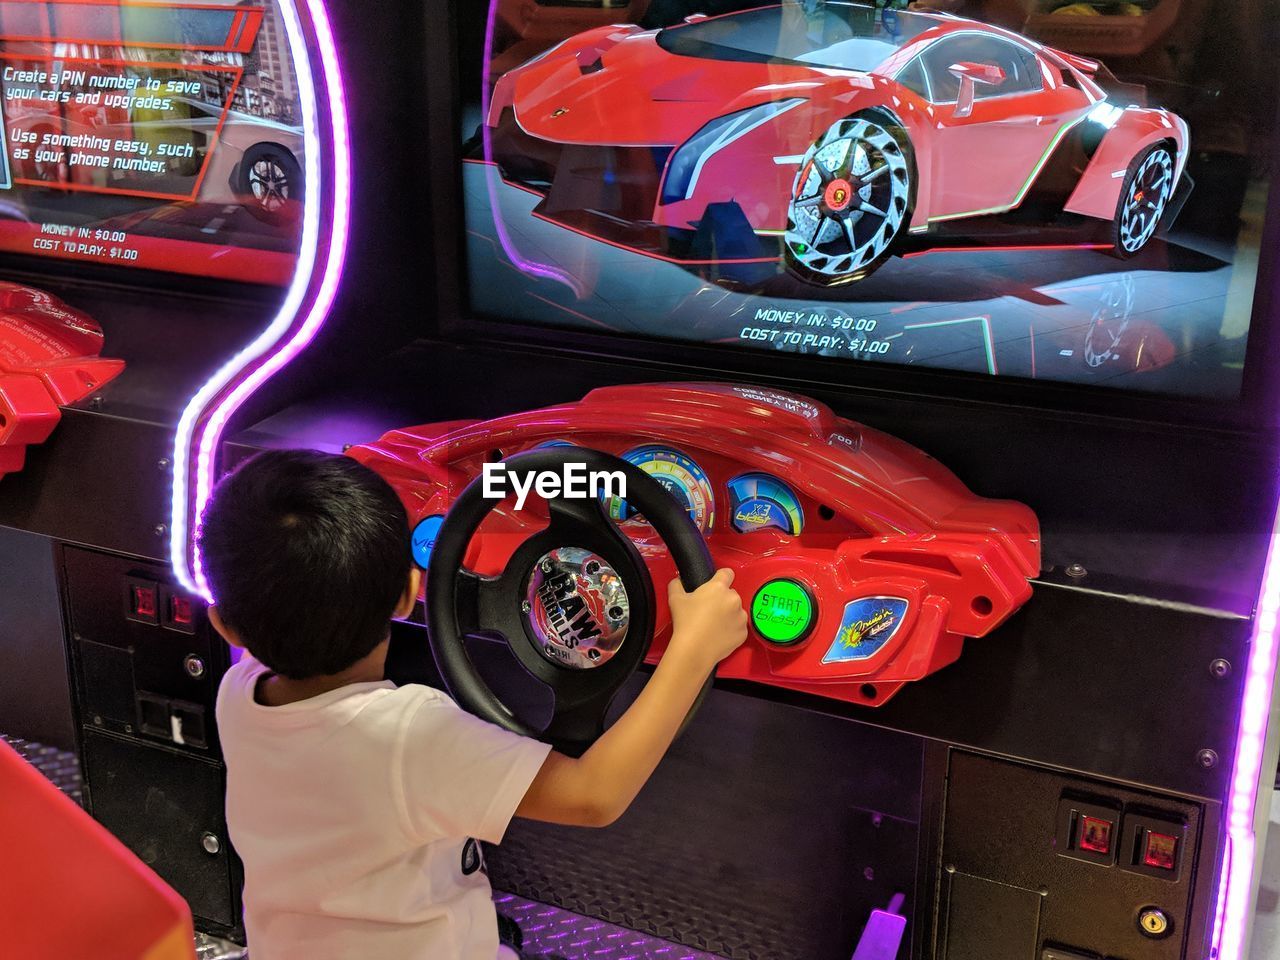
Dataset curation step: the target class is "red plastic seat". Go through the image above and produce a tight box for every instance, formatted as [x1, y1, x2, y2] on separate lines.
[0, 740, 196, 960]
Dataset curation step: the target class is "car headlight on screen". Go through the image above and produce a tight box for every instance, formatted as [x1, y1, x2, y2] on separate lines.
[661, 98, 806, 205]
[1086, 101, 1125, 129]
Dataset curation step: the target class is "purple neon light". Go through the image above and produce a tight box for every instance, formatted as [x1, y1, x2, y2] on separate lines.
[169, 0, 351, 600]
[480, 0, 584, 297]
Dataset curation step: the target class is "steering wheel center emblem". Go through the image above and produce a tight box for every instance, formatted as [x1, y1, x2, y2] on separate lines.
[526, 547, 630, 670]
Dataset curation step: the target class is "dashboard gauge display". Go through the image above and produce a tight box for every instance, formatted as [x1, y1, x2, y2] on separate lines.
[606, 445, 715, 533]
[727, 473, 805, 535]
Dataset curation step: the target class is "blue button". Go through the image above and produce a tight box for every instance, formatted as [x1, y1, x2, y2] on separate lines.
[410, 515, 445, 569]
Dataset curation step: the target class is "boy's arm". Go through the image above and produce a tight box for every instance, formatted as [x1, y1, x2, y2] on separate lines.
[515, 568, 747, 828]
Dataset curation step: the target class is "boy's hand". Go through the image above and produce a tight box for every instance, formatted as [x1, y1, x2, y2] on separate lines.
[666, 568, 748, 672]
[517, 567, 747, 829]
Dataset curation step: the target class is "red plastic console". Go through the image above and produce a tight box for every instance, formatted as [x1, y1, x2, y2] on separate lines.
[350, 383, 1040, 706]
[0, 283, 123, 479]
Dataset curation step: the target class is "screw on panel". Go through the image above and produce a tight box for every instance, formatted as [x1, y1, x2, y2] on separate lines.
[1209, 659, 1231, 680]
[1197, 749, 1219, 769]
[157, 458, 171, 471]
[201, 832, 221, 855]
[88, 395, 104, 410]
[863, 867, 875, 881]
[184, 654, 206, 679]
[153, 524, 167, 538]
[1065, 564, 1087, 579]
[541, 560, 553, 573]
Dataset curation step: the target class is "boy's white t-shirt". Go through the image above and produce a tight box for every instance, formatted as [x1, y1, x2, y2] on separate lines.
[215, 656, 551, 960]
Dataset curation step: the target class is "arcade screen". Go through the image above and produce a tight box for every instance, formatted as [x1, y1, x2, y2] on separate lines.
[459, 0, 1276, 399]
[0, 0, 304, 284]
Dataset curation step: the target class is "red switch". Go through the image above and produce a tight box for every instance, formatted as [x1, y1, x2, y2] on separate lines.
[159, 584, 198, 634]
[1079, 815, 1113, 855]
[131, 583, 157, 619]
[1142, 831, 1178, 870]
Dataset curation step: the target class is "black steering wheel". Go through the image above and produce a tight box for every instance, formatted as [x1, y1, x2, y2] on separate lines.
[426, 447, 716, 756]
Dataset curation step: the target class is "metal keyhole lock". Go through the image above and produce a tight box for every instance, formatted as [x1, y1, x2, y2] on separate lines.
[1138, 906, 1170, 938]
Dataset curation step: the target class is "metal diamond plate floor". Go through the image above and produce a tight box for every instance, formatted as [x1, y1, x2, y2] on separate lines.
[497, 893, 726, 960]
[2, 734, 82, 803]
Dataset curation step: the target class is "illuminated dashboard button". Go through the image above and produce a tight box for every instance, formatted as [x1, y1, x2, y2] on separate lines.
[751, 579, 816, 646]
[411, 515, 445, 569]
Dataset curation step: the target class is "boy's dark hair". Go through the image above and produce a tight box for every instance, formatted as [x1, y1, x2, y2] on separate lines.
[199, 449, 410, 679]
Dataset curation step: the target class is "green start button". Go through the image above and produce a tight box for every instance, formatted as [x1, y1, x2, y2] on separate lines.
[751, 579, 816, 645]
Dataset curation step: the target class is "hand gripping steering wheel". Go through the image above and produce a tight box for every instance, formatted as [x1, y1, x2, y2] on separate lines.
[426, 448, 716, 756]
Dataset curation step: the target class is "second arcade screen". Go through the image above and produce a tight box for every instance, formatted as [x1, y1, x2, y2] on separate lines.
[461, 0, 1274, 400]
[0, 0, 304, 284]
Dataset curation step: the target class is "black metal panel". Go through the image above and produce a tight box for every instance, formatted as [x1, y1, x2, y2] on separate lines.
[938, 751, 1211, 960]
[940, 872, 1043, 960]
[0, 527, 74, 749]
[486, 682, 924, 960]
[810, 582, 1247, 801]
[60, 543, 241, 938]
[0, 410, 172, 561]
[82, 730, 237, 931]
[62, 546, 224, 756]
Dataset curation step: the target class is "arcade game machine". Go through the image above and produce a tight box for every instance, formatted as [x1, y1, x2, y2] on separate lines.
[4, 0, 1275, 957]
[184, 2, 1279, 960]
[0, 0, 352, 940]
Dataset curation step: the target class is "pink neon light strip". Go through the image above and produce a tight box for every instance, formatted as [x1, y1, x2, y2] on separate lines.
[480, 1, 583, 297]
[170, 0, 350, 599]
[1215, 503, 1280, 959]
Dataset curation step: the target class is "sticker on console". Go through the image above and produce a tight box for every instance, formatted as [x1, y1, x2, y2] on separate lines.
[822, 597, 909, 664]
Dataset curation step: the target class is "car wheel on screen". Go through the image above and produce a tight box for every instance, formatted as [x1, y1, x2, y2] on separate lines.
[1083, 275, 1135, 369]
[1112, 143, 1175, 258]
[236, 143, 303, 223]
[784, 111, 912, 287]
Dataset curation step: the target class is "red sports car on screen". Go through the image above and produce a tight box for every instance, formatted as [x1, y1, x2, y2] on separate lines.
[485, 2, 1190, 286]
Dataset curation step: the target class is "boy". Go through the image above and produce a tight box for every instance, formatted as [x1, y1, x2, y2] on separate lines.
[201, 449, 748, 960]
